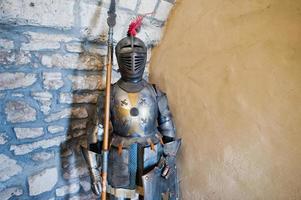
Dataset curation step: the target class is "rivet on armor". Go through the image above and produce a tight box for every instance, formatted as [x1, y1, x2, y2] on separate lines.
[130, 107, 139, 116]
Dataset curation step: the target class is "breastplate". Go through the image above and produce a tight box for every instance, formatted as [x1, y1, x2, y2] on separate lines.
[111, 83, 158, 137]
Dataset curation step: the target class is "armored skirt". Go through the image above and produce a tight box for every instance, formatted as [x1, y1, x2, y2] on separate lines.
[107, 134, 163, 199]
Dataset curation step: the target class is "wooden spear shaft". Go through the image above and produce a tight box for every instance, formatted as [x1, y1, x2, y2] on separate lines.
[101, 1, 116, 199]
[101, 27, 113, 200]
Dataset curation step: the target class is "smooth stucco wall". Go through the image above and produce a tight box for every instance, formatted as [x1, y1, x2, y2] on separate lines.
[150, 0, 301, 199]
[0, 0, 175, 199]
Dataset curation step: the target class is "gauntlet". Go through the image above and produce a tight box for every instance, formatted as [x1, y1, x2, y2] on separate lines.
[81, 146, 102, 195]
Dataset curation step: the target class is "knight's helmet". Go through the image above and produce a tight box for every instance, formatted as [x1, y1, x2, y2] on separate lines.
[115, 16, 147, 82]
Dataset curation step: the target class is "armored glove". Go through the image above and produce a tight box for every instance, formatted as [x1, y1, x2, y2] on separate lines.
[161, 139, 181, 179]
[81, 146, 102, 195]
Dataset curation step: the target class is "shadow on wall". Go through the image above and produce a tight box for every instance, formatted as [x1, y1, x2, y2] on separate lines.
[58, 5, 109, 199]
[58, 46, 107, 200]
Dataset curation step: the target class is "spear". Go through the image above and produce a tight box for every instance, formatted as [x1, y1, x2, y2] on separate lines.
[101, 0, 116, 199]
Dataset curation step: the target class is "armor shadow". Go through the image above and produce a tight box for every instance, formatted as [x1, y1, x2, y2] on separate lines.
[58, 41, 107, 200]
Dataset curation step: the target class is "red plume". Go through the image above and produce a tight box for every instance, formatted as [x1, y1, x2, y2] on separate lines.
[127, 15, 144, 37]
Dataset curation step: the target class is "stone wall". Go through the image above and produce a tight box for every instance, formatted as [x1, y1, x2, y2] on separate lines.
[0, 0, 174, 199]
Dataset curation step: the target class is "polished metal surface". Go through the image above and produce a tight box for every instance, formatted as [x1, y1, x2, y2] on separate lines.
[156, 87, 176, 139]
[142, 155, 180, 200]
[163, 139, 182, 157]
[80, 146, 102, 195]
[110, 82, 158, 138]
[142, 166, 162, 200]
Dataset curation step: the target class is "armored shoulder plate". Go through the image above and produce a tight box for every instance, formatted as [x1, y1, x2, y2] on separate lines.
[155, 86, 176, 139]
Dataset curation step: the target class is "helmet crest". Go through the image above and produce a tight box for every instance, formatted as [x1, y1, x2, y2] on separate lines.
[127, 15, 144, 37]
[115, 14, 152, 83]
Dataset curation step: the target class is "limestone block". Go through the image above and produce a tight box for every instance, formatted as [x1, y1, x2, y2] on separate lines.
[0, 50, 31, 66]
[113, 9, 133, 42]
[28, 167, 58, 196]
[0, 73, 36, 90]
[63, 166, 89, 180]
[138, 0, 158, 14]
[154, 0, 173, 21]
[136, 19, 163, 46]
[15, 51, 31, 65]
[0, 39, 14, 49]
[10, 135, 65, 155]
[68, 74, 105, 90]
[60, 92, 99, 104]
[11, 93, 24, 97]
[48, 125, 65, 134]
[65, 42, 84, 53]
[80, 2, 108, 41]
[14, 127, 44, 139]
[55, 183, 80, 196]
[71, 120, 87, 130]
[80, 2, 132, 42]
[0, 50, 14, 65]
[21, 32, 77, 51]
[5, 101, 36, 123]
[32, 92, 52, 114]
[0, 133, 8, 145]
[32, 151, 55, 161]
[118, 0, 138, 10]
[41, 53, 104, 70]
[45, 107, 88, 122]
[43, 72, 64, 90]
[0, 0, 75, 29]
[0, 187, 23, 200]
[86, 45, 107, 56]
[71, 129, 86, 138]
[0, 154, 22, 181]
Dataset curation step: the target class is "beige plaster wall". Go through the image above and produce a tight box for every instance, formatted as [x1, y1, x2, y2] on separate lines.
[150, 0, 301, 199]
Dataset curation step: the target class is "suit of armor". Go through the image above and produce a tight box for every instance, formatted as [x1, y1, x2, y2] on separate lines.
[81, 36, 181, 200]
